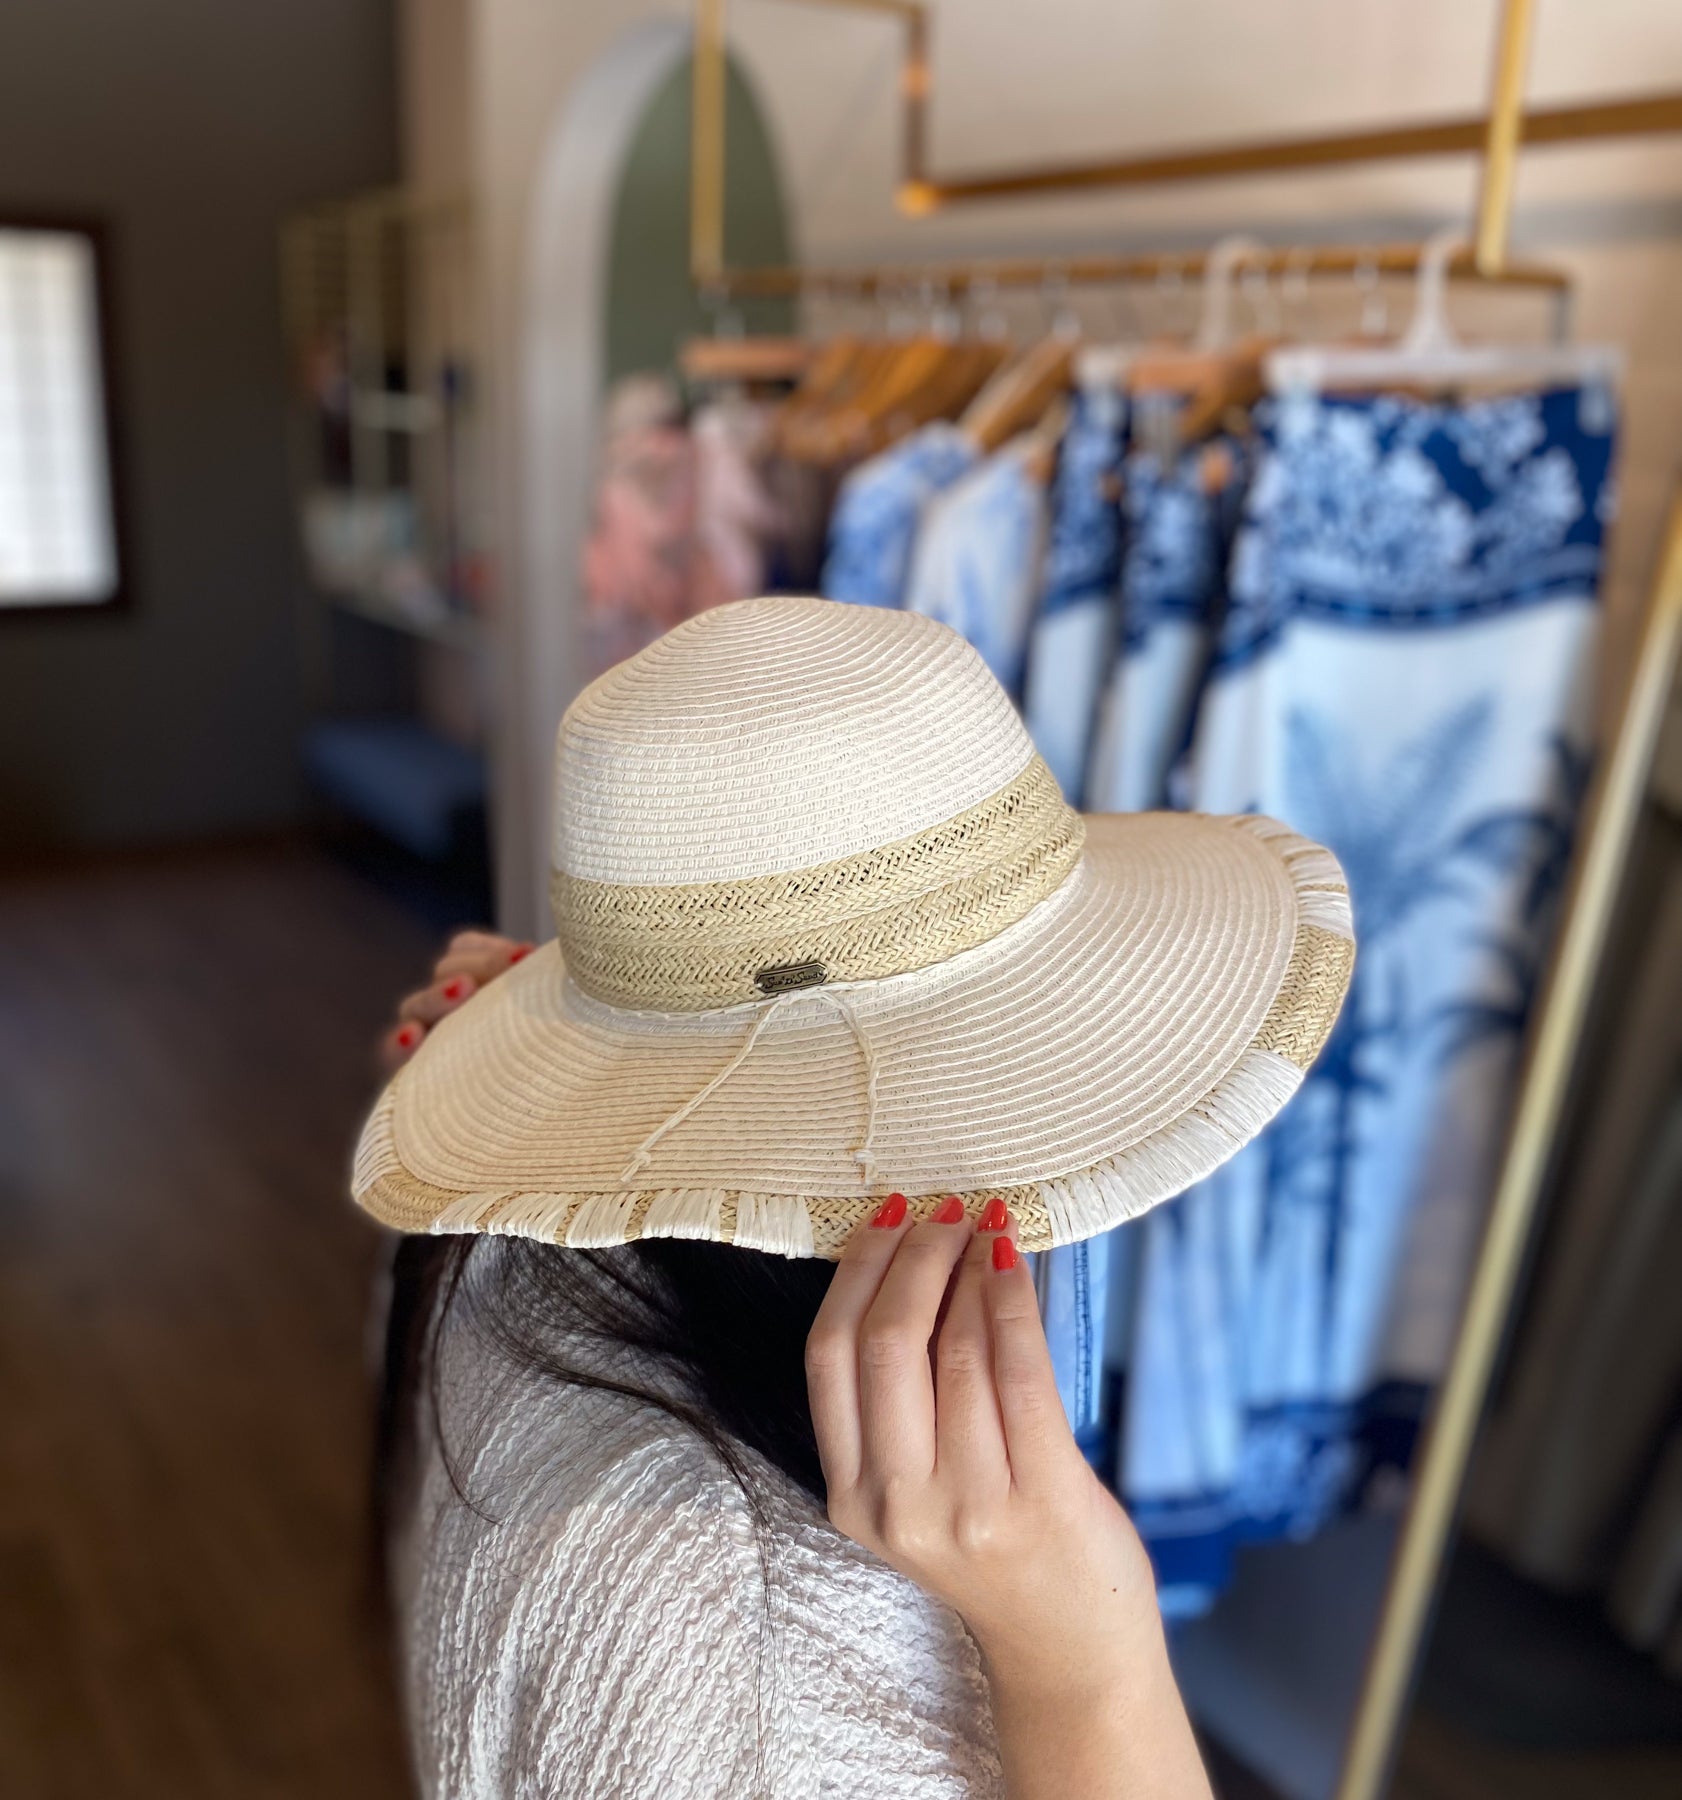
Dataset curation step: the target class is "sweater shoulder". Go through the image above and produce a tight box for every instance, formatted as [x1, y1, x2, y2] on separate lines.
[402, 1374, 1001, 1799]
[403, 1390, 789, 1798]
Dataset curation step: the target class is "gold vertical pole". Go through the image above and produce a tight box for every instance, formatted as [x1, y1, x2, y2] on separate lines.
[1475, 0, 1539, 273]
[897, 6, 937, 216]
[691, 0, 729, 287]
[1335, 502, 1682, 1800]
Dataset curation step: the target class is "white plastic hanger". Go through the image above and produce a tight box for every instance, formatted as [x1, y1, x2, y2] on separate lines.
[1072, 234, 1267, 392]
[1267, 228, 1622, 395]
[1193, 234, 1269, 353]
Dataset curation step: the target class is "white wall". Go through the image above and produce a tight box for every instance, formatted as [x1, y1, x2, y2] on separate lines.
[735, 0, 1681, 256]
[461, 0, 1682, 931]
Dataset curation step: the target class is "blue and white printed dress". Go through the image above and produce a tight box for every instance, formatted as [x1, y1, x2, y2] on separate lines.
[1085, 410, 1250, 814]
[903, 437, 1050, 702]
[1120, 381, 1618, 1614]
[1022, 378, 1129, 801]
[820, 424, 979, 609]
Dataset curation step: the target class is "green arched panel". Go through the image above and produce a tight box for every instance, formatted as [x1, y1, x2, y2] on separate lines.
[605, 50, 794, 385]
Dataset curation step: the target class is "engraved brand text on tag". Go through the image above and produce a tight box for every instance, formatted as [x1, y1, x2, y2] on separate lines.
[754, 959, 828, 995]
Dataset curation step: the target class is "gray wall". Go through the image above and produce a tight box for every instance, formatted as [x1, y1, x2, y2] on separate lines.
[0, 0, 396, 852]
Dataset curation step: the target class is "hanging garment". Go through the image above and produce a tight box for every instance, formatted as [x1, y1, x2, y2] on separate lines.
[1022, 377, 1129, 802]
[902, 437, 1050, 700]
[1036, 1236, 1114, 1468]
[580, 376, 698, 680]
[691, 396, 786, 614]
[763, 455, 837, 594]
[1121, 381, 1618, 1616]
[898, 410, 1120, 1455]
[1022, 381, 1138, 1460]
[1039, 416, 1246, 1466]
[1086, 413, 1250, 814]
[821, 423, 979, 609]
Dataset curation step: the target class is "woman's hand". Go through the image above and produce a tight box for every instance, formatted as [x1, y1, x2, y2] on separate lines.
[807, 1198, 1212, 1799]
[379, 930, 534, 1073]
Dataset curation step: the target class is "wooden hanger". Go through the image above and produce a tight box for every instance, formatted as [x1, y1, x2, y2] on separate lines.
[961, 335, 1077, 454]
[1123, 236, 1275, 446]
[680, 335, 815, 388]
[881, 339, 1009, 448]
[811, 336, 1007, 462]
[1174, 336, 1276, 442]
[774, 335, 882, 455]
[1020, 393, 1070, 486]
[781, 338, 900, 460]
[824, 336, 954, 452]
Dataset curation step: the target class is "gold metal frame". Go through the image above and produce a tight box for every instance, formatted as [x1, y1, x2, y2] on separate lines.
[913, 91, 1682, 215]
[1338, 498, 1682, 1800]
[688, 240, 1571, 301]
[691, 0, 1682, 292]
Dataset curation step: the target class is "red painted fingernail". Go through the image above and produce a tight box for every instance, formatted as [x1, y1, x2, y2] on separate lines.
[509, 943, 535, 964]
[870, 1192, 908, 1229]
[395, 1023, 422, 1050]
[992, 1236, 1017, 1272]
[441, 977, 471, 1002]
[979, 1198, 1008, 1232]
[933, 1195, 965, 1225]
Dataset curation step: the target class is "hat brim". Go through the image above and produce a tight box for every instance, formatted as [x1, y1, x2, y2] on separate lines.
[353, 812, 1353, 1258]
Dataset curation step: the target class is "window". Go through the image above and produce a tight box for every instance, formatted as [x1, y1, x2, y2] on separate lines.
[0, 224, 120, 610]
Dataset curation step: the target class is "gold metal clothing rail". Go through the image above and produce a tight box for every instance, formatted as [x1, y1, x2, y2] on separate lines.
[692, 0, 1682, 294]
[696, 241, 1571, 302]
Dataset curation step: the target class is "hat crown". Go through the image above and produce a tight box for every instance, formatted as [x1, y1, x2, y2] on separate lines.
[553, 597, 1035, 886]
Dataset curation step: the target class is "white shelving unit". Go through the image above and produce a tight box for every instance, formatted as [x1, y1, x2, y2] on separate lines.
[279, 187, 493, 909]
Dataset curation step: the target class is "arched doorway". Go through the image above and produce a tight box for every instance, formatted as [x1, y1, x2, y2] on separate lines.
[501, 20, 792, 932]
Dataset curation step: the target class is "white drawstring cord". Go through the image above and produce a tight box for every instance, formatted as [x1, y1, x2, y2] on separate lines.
[619, 987, 881, 1186]
[824, 989, 881, 1187]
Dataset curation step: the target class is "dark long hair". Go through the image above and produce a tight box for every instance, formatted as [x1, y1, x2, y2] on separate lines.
[376, 1232, 836, 1536]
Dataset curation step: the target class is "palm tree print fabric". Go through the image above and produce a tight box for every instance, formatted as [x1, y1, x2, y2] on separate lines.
[1120, 382, 1618, 1615]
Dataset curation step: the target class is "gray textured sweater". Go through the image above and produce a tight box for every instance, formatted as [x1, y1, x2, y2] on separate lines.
[393, 1293, 1005, 1797]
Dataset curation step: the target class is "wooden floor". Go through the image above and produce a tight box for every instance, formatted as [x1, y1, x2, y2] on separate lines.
[0, 843, 436, 1799]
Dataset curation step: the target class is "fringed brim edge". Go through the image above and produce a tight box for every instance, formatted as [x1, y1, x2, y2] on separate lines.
[351, 814, 1354, 1260]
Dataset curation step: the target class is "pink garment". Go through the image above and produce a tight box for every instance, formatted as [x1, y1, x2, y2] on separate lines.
[582, 423, 696, 633]
[580, 379, 791, 680]
[581, 378, 698, 679]
[690, 398, 785, 613]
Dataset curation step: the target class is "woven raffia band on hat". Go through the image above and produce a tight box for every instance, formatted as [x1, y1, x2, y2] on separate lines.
[551, 754, 1084, 1011]
[351, 596, 1357, 1260]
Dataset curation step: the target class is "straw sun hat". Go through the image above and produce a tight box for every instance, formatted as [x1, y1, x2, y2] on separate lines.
[353, 596, 1354, 1260]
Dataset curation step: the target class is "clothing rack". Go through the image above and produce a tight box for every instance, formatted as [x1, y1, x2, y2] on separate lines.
[686, 7, 1682, 1798]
